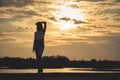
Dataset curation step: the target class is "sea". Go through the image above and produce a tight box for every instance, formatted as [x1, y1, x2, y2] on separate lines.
[0, 68, 120, 74]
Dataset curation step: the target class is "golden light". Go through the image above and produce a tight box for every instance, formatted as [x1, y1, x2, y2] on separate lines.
[58, 6, 85, 21]
[53, 2, 86, 30]
[56, 21, 76, 30]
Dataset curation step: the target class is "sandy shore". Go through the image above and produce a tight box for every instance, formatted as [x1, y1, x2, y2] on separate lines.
[0, 73, 120, 80]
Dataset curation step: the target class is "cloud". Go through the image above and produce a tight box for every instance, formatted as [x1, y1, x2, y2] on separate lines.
[0, 38, 16, 42]
[0, 32, 17, 42]
[73, 19, 88, 24]
[99, 2, 116, 6]
[77, 32, 120, 45]
[59, 17, 87, 24]
[48, 17, 57, 22]
[0, 0, 120, 60]
[0, 31, 15, 38]
[59, 38, 87, 44]
[0, 18, 17, 22]
[0, 0, 33, 7]
[100, 17, 109, 20]
[60, 17, 71, 21]
[70, 4, 79, 8]
[47, 33, 120, 60]
[0, 7, 38, 19]
[75, 0, 106, 2]
[0, 21, 15, 32]
[114, 18, 120, 21]
[102, 8, 120, 14]
[0, 32, 6, 36]
[114, 0, 120, 2]
[46, 29, 120, 46]
[34, 0, 52, 4]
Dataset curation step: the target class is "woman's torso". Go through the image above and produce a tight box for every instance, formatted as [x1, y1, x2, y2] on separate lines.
[35, 31, 44, 48]
[35, 31, 44, 40]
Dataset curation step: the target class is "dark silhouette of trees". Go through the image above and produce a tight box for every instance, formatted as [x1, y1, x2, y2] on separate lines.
[0, 57, 36, 69]
[42, 55, 69, 68]
[0, 55, 120, 69]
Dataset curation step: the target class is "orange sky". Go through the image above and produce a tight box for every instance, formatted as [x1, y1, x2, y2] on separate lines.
[0, 0, 120, 61]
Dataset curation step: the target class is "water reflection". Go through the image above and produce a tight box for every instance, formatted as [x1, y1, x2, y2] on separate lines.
[0, 68, 120, 73]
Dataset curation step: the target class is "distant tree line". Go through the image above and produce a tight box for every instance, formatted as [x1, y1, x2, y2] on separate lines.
[0, 55, 120, 69]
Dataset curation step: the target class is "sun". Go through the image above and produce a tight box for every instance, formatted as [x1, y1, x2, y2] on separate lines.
[53, 2, 86, 30]
[58, 5, 85, 21]
[56, 21, 76, 30]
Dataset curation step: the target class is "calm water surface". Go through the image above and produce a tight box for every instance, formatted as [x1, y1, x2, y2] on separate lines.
[0, 68, 120, 73]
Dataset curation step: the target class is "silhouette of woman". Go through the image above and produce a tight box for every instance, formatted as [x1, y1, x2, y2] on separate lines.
[33, 22, 46, 74]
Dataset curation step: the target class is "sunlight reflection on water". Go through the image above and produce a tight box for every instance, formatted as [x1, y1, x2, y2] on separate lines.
[0, 68, 120, 73]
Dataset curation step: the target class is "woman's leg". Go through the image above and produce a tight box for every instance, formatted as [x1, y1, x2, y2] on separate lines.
[35, 50, 41, 68]
[35, 47, 44, 73]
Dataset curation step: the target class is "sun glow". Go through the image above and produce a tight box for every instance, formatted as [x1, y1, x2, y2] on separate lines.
[53, 2, 86, 30]
[56, 21, 76, 30]
[58, 6, 85, 21]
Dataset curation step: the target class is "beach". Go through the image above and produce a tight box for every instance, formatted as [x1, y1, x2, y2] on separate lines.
[0, 73, 120, 80]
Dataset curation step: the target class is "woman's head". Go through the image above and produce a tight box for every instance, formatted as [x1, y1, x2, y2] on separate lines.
[35, 22, 43, 31]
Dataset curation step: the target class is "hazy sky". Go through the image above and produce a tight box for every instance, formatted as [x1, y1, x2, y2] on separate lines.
[0, 0, 120, 61]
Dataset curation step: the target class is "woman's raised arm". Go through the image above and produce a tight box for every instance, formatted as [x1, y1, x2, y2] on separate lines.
[42, 22, 46, 34]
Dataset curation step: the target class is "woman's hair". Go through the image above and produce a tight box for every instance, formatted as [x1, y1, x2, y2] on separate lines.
[37, 25, 43, 31]
[36, 22, 43, 31]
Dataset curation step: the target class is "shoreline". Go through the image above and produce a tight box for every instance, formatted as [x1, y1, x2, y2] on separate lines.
[0, 73, 120, 80]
